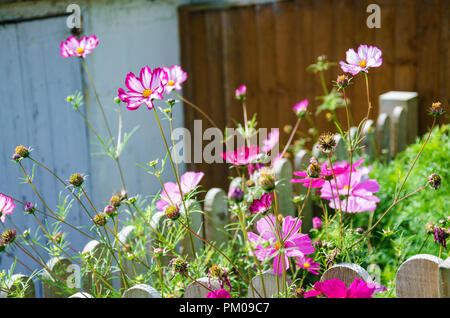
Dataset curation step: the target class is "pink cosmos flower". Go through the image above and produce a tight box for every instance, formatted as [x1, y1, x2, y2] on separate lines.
[118, 66, 168, 111]
[340, 45, 382, 76]
[292, 99, 309, 117]
[312, 217, 322, 230]
[249, 193, 273, 214]
[291, 158, 364, 189]
[0, 194, 15, 223]
[60, 35, 99, 58]
[247, 216, 315, 275]
[222, 145, 259, 166]
[261, 129, 279, 153]
[320, 170, 380, 213]
[206, 289, 231, 298]
[156, 171, 204, 211]
[247, 163, 265, 176]
[235, 84, 247, 100]
[305, 278, 377, 298]
[295, 256, 321, 275]
[163, 65, 188, 93]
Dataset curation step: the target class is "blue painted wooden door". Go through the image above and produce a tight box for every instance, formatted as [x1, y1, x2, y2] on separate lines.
[0, 16, 92, 287]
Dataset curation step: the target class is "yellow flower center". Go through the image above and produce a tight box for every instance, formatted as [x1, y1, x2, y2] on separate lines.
[274, 242, 282, 250]
[359, 60, 367, 68]
[142, 89, 152, 98]
[343, 186, 351, 191]
[168, 80, 175, 86]
[76, 47, 84, 54]
[303, 262, 310, 268]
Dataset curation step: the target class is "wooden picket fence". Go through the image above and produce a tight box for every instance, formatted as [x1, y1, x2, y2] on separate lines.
[3, 91, 448, 298]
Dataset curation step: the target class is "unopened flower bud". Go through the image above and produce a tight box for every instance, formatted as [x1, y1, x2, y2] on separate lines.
[154, 248, 163, 256]
[283, 125, 293, 134]
[356, 227, 366, 234]
[246, 179, 255, 188]
[114, 96, 121, 104]
[228, 187, 244, 202]
[69, 173, 84, 187]
[312, 217, 322, 230]
[165, 205, 180, 220]
[277, 214, 283, 223]
[12, 153, 20, 161]
[336, 74, 349, 89]
[313, 239, 322, 248]
[24, 202, 36, 214]
[103, 205, 116, 217]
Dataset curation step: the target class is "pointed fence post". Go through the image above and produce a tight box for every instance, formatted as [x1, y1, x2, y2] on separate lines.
[81, 239, 112, 294]
[5, 274, 35, 298]
[362, 119, 376, 161]
[320, 263, 372, 287]
[439, 258, 450, 298]
[248, 271, 292, 298]
[391, 106, 407, 157]
[122, 284, 161, 298]
[204, 188, 229, 244]
[379, 91, 418, 144]
[376, 113, 391, 163]
[42, 257, 76, 298]
[184, 277, 220, 298]
[396, 254, 443, 298]
[274, 158, 295, 217]
[293, 149, 313, 232]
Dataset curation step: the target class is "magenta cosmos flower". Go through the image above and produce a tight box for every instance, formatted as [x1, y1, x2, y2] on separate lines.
[340, 45, 382, 76]
[292, 99, 309, 118]
[207, 289, 231, 298]
[320, 170, 380, 213]
[0, 194, 15, 223]
[118, 66, 168, 111]
[248, 216, 315, 275]
[291, 158, 364, 189]
[156, 171, 204, 211]
[249, 193, 273, 214]
[295, 256, 321, 275]
[60, 35, 99, 58]
[222, 145, 259, 166]
[235, 84, 247, 100]
[305, 278, 379, 298]
[163, 65, 188, 94]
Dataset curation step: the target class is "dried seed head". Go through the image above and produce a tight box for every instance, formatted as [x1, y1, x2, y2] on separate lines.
[14, 145, 30, 159]
[318, 132, 336, 154]
[69, 173, 84, 187]
[425, 222, 435, 234]
[428, 174, 441, 190]
[109, 195, 121, 207]
[428, 101, 444, 117]
[93, 213, 107, 226]
[307, 160, 322, 178]
[165, 205, 180, 220]
[258, 167, 276, 192]
[169, 258, 188, 276]
[336, 74, 350, 89]
[1, 229, 16, 245]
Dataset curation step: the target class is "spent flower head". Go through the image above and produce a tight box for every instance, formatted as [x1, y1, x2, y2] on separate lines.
[93, 213, 107, 226]
[428, 174, 441, 190]
[317, 132, 336, 154]
[69, 173, 84, 187]
[428, 102, 444, 117]
[14, 145, 30, 159]
[1, 229, 16, 245]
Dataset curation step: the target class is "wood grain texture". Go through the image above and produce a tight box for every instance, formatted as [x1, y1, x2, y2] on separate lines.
[184, 277, 220, 298]
[122, 284, 161, 298]
[438, 258, 450, 298]
[396, 254, 443, 298]
[178, 0, 448, 191]
[321, 262, 371, 287]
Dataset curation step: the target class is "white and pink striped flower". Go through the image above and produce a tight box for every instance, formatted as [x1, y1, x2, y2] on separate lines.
[163, 65, 188, 93]
[60, 35, 99, 58]
[118, 66, 168, 111]
[0, 194, 15, 223]
[339, 45, 382, 76]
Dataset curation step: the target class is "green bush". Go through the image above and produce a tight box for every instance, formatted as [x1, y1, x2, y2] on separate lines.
[357, 124, 449, 285]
